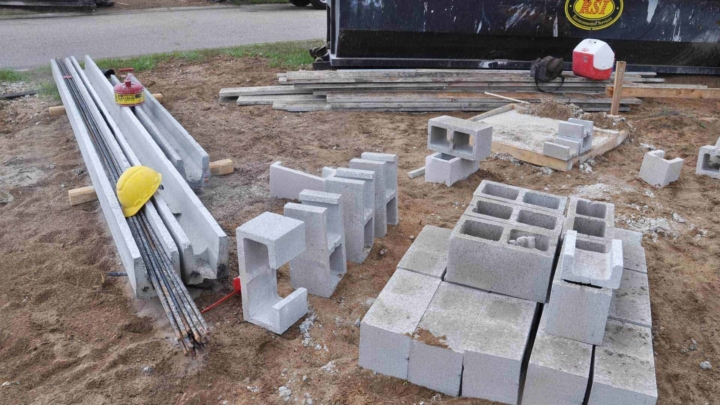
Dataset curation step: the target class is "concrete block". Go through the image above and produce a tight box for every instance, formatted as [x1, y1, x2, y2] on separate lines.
[545, 253, 612, 345]
[464, 195, 565, 235]
[609, 269, 652, 328]
[284, 202, 346, 298]
[324, 176, 374, 263]
[568, 118, 594, 137]
[564, 196, 615, 242]
[639, 150, 684, 188]
[523, 310, 593, 405]
[299, 189, 345, 252]
[473, 180, 568, 215]
[408, 282, 537, 402]
[589, 320, 658, 405]
[427, 115, 493, 161]
[349, 159, 388, 238]
[555, 136, 583, 155]
[359, 269, 442, 379]
[270, 162, 325, 200]
[558, 121, 586, 139]
[425, 153, 479, 187]
[614, 228, 647, 273]
[695, 145, 720, 179]
[445, 214, 559, 303]
[237, 212, 308, 334]
[561, 230, 624, 289]
[361, 152, 399, 226]
[397, 225, 452, 279]
[543, 141, 574, 161]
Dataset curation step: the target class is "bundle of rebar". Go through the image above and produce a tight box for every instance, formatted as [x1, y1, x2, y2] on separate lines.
[55, 58, 208, 355]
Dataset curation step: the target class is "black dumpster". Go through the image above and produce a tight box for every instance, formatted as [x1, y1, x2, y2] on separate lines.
[325, 0, 720, 74]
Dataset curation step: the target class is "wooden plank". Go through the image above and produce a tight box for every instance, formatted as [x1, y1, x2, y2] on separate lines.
[610, 61, 627, 115]
[68, 186, 98, 206]
[606, 85, 720, 99]
[209, 159, 234, 176]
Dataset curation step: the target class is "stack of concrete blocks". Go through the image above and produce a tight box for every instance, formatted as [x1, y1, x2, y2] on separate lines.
[446, 180, 567, 303]
[639, 150, 684, 188]
[542, 118, 594, 161]
[236, 212, 308, 335]
[696, 136, 720, 179]
[283, 190, 347, 298]
[325, 168, 375, 263]
[425, 116, 493, 186]
[269, 162, 325, 200]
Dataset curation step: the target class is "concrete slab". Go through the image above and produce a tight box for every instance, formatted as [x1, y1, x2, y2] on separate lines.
[523, 310, 593, 405]
[614, 228, 647, 273]
[589, 320, 658, 405]
[349, 158, 389, 238]
[270, 162, 325, 200]
[639, 150, 683, 188]
[473, 180, 567, 216]
[397, 225, 452, 279]
[359, 269, 442, 379]
[427, 115, 493, 161]
[564, 196, 615, 242]
[561, 230, 624, 289]
[609, 269, 652, 328]
[425, 153, 479, 187]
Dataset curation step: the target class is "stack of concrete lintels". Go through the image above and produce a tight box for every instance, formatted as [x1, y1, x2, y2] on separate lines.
[359, 180, 657, 405]
[239, 152, 398, 334]
[424, 116, 493, 186]
[542, 118, 594, 161]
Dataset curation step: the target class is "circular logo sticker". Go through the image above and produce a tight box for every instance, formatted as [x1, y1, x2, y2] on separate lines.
[565, 0, 623, 31]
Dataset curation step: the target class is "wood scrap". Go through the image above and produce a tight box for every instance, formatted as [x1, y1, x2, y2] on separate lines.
[210, 159, 234, 176]
[68, 186, 97, 206]
[610, 61, 627, 115]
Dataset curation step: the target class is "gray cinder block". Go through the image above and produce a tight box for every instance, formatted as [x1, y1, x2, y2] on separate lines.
[359, 269, 442, 379]
[543, 141, 574, 161]
[397, 225, 452, 279]
[564, 196, 615, 242]
[284, 200, 346, 298]
[270, 162, 325, 200]
[522, 310, 593, 405]
[568, 118, 594, 137]
[464, 195, 565, 235]
[445, 214, 560, 303]
[609, 268, 652, 328]
[639, 150, 684, 188]
[473, 180, 568, 215]
[425, 153, 479, 187]
[558, 121, 586, 139]
[545, 253, 612, 345]
[427, 115, 493, 161]
[324, 176, 374, 264]
[555, 136, 583, 155]
[236, 212, 308, 335]
[408, 282, 537, 402]
[695, 145, 720, 179]
[561, 230, 624, 289]
[349, 159, 389, 238]
[361, 152, 399, 226]
[614, 228, 647, 273]
[588, 320, 658, 405]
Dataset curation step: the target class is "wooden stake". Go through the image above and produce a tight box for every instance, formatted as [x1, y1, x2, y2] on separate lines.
[68, 186, 97, 206]
[610, 61, 626, 116]
[209, 159, 234, 176]
[49, 93, 164, 116]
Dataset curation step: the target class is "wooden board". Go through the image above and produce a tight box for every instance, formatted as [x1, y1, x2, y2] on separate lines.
[607, 85, 720, 99]
[469, 104, 628, 172]
[68, 186, 97, 206]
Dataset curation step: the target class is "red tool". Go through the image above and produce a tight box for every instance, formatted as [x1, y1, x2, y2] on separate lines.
[201, 277, 241, 314]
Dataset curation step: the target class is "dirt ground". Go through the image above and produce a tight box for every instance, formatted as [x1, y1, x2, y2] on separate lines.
[0, 55, 718, 405]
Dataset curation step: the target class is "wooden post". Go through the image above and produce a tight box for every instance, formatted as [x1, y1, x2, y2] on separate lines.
[68, 186, 98, 206]
[209, 159, 234, 176]
[610, 61, 626, 116]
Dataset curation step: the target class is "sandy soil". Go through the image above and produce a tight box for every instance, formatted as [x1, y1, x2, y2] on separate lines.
[0, 55, 718, 404]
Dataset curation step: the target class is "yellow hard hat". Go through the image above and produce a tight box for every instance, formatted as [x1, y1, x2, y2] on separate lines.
[116, 166, 162, 217]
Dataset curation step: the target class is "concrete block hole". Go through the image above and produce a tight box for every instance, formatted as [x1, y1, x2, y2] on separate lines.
[509, 229, 550, 252]
[481, 183, 519, 201]
[523, 192, 561, 210]
[575, 200, 607, 219]
[430, 126, 451, 149]
[573, 216, 606, 238]
[461, 219, 504, 241]
[517, 210, 557, 230]
[452, 130, 474, 154]
[701, 153, 720, 172]
[473, 200, 513, 220]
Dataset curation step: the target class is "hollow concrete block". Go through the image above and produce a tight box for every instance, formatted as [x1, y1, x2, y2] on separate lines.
[695, 145, 720, 179]
[427, 115, 493, 161]
[299, 189, 345, 253]
[324, 176, 374, 263]
[473, 180, 568, 215]
[464, 195, 565, 235]
[545, 253, 612, 345]
[561, 230, 624, 289]
[361, 152, 399, 226]
[588, 320, 658, 405]
[563, 196, 615, 242]
[639, 150, 684, 188]
[568, 118, 594, 137]
[543, 141, 574, 161]
[359, 269, 442, 380]
[614, 228, 647, 273]
[558, 121, 586, 139]
[397, 225, 452, 279]
[609, 268, 652, 328]
[284, 202, 345, 298]
[236, 212, 308, 335]
[408, 282, 537, 402]
[270, 161, 325, 200]
[425, 153, 479, 187]
[522, 310, 593, 405]
[349, 159, 388, 238]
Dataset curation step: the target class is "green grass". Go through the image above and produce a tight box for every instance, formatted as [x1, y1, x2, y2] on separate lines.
[0, 69, 29, 83]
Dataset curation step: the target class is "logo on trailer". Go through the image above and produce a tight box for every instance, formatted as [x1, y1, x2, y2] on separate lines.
[565, 0, 623, 31]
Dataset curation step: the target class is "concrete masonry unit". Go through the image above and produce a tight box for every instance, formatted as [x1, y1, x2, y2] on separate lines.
[696, 141, 720, 179]
[270, 162, 325, 200]
[424, 152, 479, 187]
[396, 225, 451, 279]
[563, 196, 616, 242]
[639, 150, 683, 188]
[427, 115, 493, 161]
[561, 230, 624, 289]
[473, 180, 568, 215]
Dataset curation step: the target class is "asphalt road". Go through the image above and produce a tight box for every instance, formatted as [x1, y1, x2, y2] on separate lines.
[0, 4, 326, 69]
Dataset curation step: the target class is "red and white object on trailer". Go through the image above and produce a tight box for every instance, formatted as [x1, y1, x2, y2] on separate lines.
[572, 39, 615, 81]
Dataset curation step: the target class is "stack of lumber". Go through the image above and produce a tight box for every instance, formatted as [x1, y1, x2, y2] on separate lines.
[221, 69, 662, 113]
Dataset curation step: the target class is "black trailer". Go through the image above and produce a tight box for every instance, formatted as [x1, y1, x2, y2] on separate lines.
[321, 0, 720, 74]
